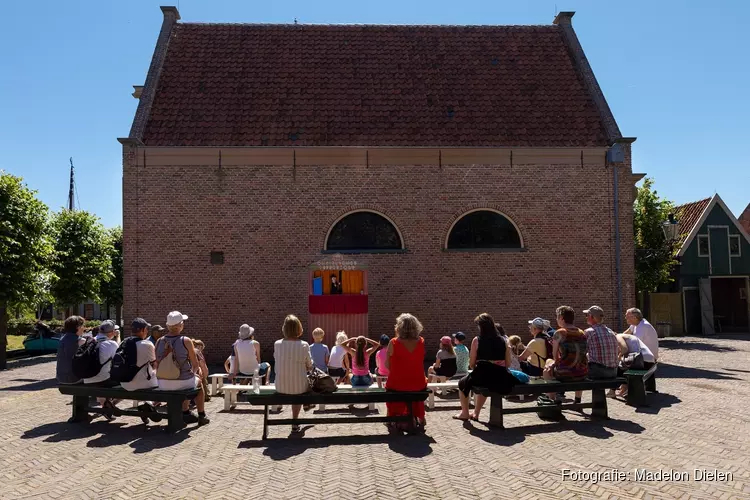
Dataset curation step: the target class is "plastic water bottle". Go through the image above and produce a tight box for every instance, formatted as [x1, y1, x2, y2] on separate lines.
[252, 367, 260, 394]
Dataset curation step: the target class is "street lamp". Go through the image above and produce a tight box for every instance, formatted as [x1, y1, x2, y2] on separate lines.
[662, 213, 679, 242]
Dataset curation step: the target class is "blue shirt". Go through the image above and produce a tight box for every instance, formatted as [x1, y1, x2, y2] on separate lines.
[454, 344, 470, 373]
[310, 342, 330, 373]
[56, 332, 82, 384]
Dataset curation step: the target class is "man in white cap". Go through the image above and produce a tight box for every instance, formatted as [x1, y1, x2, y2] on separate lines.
[519, 317, 552, 376]
[154, 311, 210, 426]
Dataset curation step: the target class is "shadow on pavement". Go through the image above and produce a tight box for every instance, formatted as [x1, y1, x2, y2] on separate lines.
[0, 378, 58, 392]
[634, 393, 681, 415]
[238, 433, 435, 460]
[463, 416, 646, 445]
[5, 355, 56, 370]
[22, 418, 195, 451]
[656, 363, 741, 380]
[660, 339, 740, 353]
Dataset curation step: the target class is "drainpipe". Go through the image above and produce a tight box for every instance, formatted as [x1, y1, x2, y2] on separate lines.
[613, 161, 622, 331]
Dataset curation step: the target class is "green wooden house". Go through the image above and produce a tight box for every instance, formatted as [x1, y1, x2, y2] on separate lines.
[674, 194, 750, 335]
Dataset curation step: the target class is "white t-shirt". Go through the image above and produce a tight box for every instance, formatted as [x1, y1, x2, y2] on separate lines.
[234, 339, 260, 375]
[624, 335, 655, 364]
[121, 339, 158, 391]
[83, 335, 119, 384]
[329, 345, 347, 368]
[631, 319, 659, 361]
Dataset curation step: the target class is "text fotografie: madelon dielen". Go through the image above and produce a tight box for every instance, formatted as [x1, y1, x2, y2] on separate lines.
[561, 468, 732, 483]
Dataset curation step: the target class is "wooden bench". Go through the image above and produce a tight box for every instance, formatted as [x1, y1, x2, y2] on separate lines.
[58, 384, 199, 433]
[241, 386, 430, 439]
[208, 373, 252, 397]
[223, 383, 378, 412]
[624, 363, 658, 407]
[474, 377, 625, 429]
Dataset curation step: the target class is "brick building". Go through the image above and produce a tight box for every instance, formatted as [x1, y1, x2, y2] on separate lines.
[120, 7, 637, 362]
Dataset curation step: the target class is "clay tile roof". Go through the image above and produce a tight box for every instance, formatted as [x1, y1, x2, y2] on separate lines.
[740, 203, 750, 234]
[142, 23, 612, 147]
[674, 197, 711, 246]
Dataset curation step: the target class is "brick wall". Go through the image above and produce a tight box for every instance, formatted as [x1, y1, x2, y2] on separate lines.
[122, 148, 635, 362]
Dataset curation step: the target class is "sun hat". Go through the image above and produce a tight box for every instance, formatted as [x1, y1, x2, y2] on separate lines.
[440, 335, 452, 346]
[166, 311, 188, 326]
[238, 324, 255, 340]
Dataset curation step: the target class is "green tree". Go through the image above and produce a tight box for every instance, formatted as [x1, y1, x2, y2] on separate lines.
[100, 226, 123, 326]
[634, 177, 677, 294]
[0, 172, 53, 369]
[49, 210, 112, 315]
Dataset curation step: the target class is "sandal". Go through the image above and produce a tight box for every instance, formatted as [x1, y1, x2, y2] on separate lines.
[291, 424, 301, 433]
[470, 415, 480, 422]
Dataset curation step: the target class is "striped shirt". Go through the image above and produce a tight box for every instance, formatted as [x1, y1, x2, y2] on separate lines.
[585, 323, 619, 368]
[273, 339, 312, 395]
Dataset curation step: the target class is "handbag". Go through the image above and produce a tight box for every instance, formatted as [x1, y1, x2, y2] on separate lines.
[308, 367, 338, 393]
[620, 351, 644, 371]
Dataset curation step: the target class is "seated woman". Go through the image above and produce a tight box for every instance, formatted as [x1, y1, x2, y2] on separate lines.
[328, 331, 351, 384]
[611, 333, 655, 398]
[454, 313, 516, 422]
[155, 311, 209, 426]
[385, 313, 428, 434]
[273, 315, 313, 433]
[519, 318, 552, 377]
[427, 336, 457, 381]
[341, 336, 380, 387]
[231, 324, 271, 384]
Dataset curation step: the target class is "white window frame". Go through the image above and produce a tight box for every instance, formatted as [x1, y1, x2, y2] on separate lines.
[729, 234, 741, 257]
[697, 234, 710, 257]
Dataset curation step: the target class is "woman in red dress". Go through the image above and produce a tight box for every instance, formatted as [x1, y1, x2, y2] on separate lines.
[385, 313, 427, 434]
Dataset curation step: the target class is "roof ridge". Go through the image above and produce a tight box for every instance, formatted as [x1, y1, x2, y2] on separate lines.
[177, 22, 559, 28]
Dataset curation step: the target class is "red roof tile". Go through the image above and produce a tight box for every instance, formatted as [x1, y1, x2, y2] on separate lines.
[674, 198, 711, 246]
[141, 23, 611, 147]
[740, 203, 750, 234]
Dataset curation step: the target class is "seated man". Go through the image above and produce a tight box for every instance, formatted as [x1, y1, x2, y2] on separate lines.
[542, 306, 588, 403]
[117, 318, 160, 422]
[56, 316, 86, 385]
[83, 320, 121, 417]
[625, 308, 659, 362]
[574, 306, 619, 403]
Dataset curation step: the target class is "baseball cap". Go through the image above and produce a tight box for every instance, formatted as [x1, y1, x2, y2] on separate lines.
[150, 325, 165, 333]
[166, 311, 188, 326]
[131, 317, 151, 330]
[440, 335, 452, 346]
[99, 320, 116, 333]
[583, 305, 605, 318]
[453, 331, 466, 341]
[528, 317, 547, 329]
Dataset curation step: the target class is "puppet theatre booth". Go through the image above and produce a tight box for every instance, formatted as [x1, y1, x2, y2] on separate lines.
[309, 254, 368, 346]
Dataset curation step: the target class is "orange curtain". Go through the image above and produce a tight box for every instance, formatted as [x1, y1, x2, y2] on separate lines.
[341, 270, 364, 295]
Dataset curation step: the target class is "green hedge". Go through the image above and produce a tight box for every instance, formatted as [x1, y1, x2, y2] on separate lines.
[6, 318, 102, 336]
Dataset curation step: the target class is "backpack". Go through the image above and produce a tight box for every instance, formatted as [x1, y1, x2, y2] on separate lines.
[307, 367, 338, 394]
[156, 337, 187, 380]
[72, 338, 111, 379]
[110, 337, 149, 383]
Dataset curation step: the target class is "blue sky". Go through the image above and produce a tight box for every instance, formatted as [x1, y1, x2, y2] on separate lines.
[2, 0, 748, 228]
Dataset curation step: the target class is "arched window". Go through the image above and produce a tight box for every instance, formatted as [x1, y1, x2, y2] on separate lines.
[447, 210, 522, 249]
[326, 211, 403, 251]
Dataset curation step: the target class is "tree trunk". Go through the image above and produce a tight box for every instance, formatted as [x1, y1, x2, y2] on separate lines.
[0, 301, 8, 371]
[115, 303, 122, 328]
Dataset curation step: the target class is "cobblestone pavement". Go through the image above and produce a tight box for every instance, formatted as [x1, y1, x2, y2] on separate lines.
[1, 335, 749, 499]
